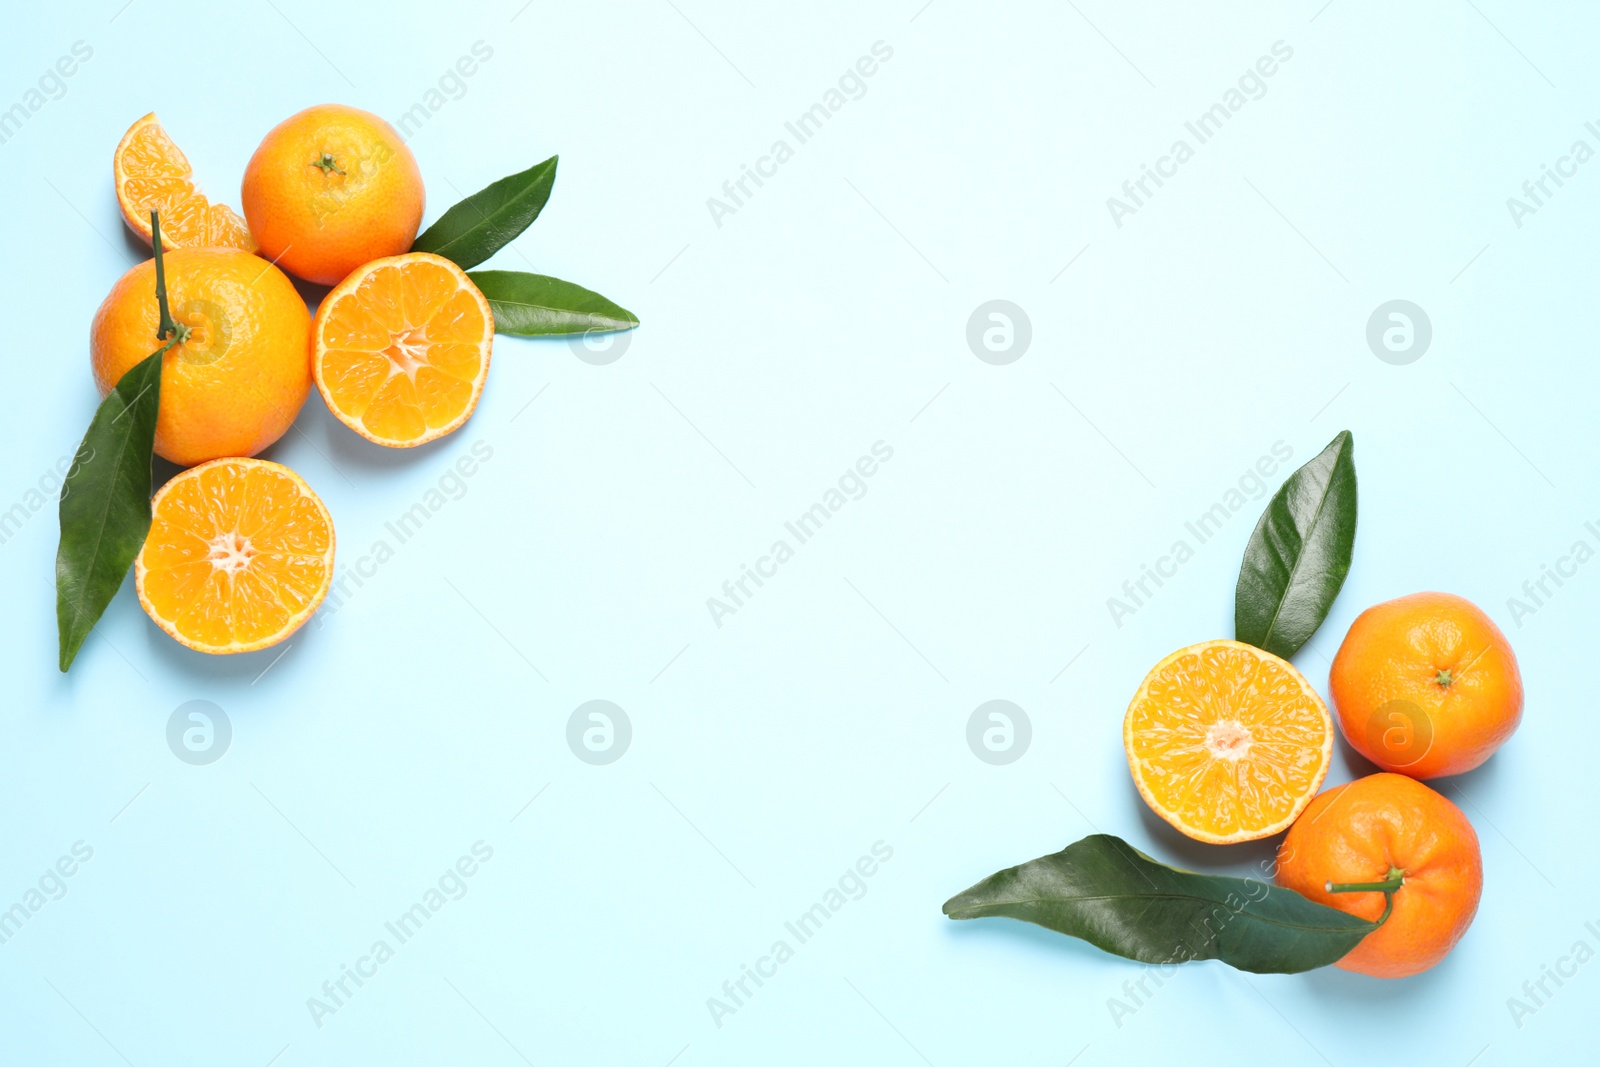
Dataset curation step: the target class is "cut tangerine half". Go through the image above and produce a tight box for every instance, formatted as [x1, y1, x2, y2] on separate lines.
[135, 458, 335, 655]
[312, 252, 493, 447]
[1123, 639, 1333, 844]
[114, 113, 256, 252]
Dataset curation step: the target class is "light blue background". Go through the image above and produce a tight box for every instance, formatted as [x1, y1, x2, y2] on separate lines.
[2, 1, 1596, 1063]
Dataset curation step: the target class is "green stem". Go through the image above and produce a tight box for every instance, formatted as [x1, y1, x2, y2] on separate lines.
[150, 332, 183, 360]
[150, 210, 180, 341]
[1326, 867, 1404, 927]
[1326, 877, 1403, 894]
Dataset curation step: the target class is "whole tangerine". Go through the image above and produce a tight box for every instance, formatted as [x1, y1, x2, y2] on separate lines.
[241, 104, 424, 286]
[1330, 592, 1522, 779]
[90, 248, 312, 467]
[1276, 772, 1482, 979]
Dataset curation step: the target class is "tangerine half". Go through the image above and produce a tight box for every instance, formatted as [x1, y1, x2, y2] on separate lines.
[1124, 639, 1334, 844]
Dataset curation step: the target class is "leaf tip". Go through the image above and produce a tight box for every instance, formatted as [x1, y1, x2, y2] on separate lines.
[57, 632, 81, 673]
[941, 880, 979, 915]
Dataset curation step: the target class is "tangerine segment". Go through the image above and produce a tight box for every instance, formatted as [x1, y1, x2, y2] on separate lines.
[313, 252, 492, 447]
[1124, 640, 1333, 844]
[114, 113, 256, 252]
[135, 459, 335, 655]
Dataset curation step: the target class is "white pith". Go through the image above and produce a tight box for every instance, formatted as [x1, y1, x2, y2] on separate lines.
[206, 531, 257, 576]
[384, 326, 432, 379]
[1204, 719, 1253, 761]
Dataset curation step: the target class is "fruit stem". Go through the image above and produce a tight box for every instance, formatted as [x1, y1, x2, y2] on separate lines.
[313, 152, 345, 175]
[150, 210, 184, 343]
[1326, 866, 1405, 926]
[148, 331, 185, 362]
[1436, 669, 1453, 687]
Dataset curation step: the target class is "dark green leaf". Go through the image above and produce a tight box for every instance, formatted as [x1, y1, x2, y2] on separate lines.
[942, 834, 1376, 974]
[412, 155, 558, 269]
[56, 349, 163, 671]
[468, 270, 639, 336]
[1234, 430, 1357, 659]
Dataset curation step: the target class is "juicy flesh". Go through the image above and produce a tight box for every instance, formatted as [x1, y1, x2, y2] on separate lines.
[319, 260, 490, 442]
[140, 463, 332, 649]
[1128, 643, 1329, 838]
[119, 119, 255, 251]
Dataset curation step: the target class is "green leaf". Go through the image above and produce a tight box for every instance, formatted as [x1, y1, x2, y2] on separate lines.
[55, 348, 164, 671]
[412, 155, 558, 269]
[468, 270, 639, 336]
[942, 834, 1376, 975]
[1234, 430, 1358, 659]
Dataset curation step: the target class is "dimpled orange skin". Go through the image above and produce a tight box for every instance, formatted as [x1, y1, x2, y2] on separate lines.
[1330, 592, 1523, 779]
[1276, 773, 1482, 979]
[241, 104, 424, 286]
[90, 249, 312, 467]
